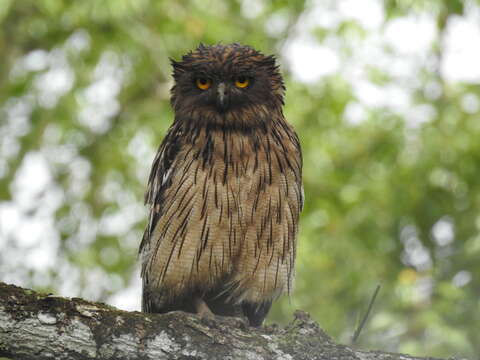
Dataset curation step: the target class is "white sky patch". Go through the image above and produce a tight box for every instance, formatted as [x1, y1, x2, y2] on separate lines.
[338, 0, 384, 30]
[34, 49, 75, 109]
[353, 81, 384, 107]
[23, 227, 59, 270]
[57, 260, 82, 297]
[353, 81, 412, 113]
[286, 0, 480, 88]
[22, 49, 49, 72]
[431, 216, 455, 247]
[0, 151, 62, 277]
[108, 269, 142, 311]
[296, 0, 341, 30]
[15, 215, 48, 248]
[0, 211, 59, 280]
[461, 93, 480, 114]
[68, 205, 98, 248]
[1, 136, 20, 162]
[442, 15, 480, 83]
[4, 96, 33, 134]
[99, 202, 145, 237]
[127, 130, 156, 181]
[384, 15, 436, 54]
[423, 81, 443, 101]
[68, 157, 91, 196]
[0, 203, 21, 240]
[77, 78, 121, 133]
[11, 152, 51, 211]
[412, 276, 434, 303]
[452, 270, 472, 287]
[400, 225, 433, 271]
[404, 104, 437, 129]
[265, 11, 289, 37]
[81, 267, 121, 299]
[284, 35, 340, 83]
[77, 51, 125, 134]
[65, 29, 91, 53]
[343, 102, 367, 125]
[241, 0, 265, 19]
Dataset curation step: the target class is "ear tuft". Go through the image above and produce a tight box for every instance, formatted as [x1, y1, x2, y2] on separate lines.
[170, 58, 187, 78]
[261, 55, 277, 68]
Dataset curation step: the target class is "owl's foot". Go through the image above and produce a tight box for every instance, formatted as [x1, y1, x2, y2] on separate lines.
[193, 297, 215, 319]
[217, 314, 249, 329]
[193, 297, 250, 329]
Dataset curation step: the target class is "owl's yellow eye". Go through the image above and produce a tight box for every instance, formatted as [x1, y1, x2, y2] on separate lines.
[196, 78, 211, 90]
[234, 76, 250, 88]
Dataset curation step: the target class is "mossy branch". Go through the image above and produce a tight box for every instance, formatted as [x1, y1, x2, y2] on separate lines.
[0, 282, 443, 360]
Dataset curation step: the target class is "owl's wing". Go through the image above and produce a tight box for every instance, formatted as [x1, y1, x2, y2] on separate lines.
[294, 132, 304, 212]
[139, 124, 182, 258]
[140, 124, 183, 312]
[290, 128, 304, 211]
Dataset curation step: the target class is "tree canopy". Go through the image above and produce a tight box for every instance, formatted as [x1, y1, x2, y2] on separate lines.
[1, 0, 479, 358]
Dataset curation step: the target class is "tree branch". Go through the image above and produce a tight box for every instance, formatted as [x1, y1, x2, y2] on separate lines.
[0, 282, 442, 360]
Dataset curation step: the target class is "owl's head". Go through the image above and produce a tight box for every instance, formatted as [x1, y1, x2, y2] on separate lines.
[170, 44, 285, 118]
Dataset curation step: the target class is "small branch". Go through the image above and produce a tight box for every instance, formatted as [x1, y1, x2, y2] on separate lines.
[0, 282, 442, 360]
[352, 284, 381, 344]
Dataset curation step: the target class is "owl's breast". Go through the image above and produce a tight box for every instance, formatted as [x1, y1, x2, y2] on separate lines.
[145, 127, 301, 304]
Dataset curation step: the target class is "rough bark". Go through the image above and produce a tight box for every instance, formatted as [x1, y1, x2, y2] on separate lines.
[0, 282, 443, 360]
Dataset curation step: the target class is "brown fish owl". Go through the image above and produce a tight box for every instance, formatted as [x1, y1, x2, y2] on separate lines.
[140, 43, 303, 327]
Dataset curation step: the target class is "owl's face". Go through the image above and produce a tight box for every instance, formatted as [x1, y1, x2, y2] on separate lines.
[170, 44, 285, 117]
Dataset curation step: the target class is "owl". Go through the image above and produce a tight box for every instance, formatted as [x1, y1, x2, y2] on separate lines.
[139, 43, 303, 327]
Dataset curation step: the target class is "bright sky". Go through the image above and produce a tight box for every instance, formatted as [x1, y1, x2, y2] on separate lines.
[1, 0, 480, 311]
[285, 0, 480, 84]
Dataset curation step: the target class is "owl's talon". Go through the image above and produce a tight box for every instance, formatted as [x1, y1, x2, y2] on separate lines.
[229, 315, 249, 329]
[193, 297, 215, 319]
[205, 313, 249, 329]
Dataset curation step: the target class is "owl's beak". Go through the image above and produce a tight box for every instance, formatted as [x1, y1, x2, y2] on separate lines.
[216, 82, 228, 111]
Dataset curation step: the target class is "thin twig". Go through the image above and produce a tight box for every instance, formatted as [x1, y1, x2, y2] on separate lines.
[352, 284, 381, 344]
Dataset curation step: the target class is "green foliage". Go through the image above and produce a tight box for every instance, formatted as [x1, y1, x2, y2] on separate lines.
[1, 0, 479, 358]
